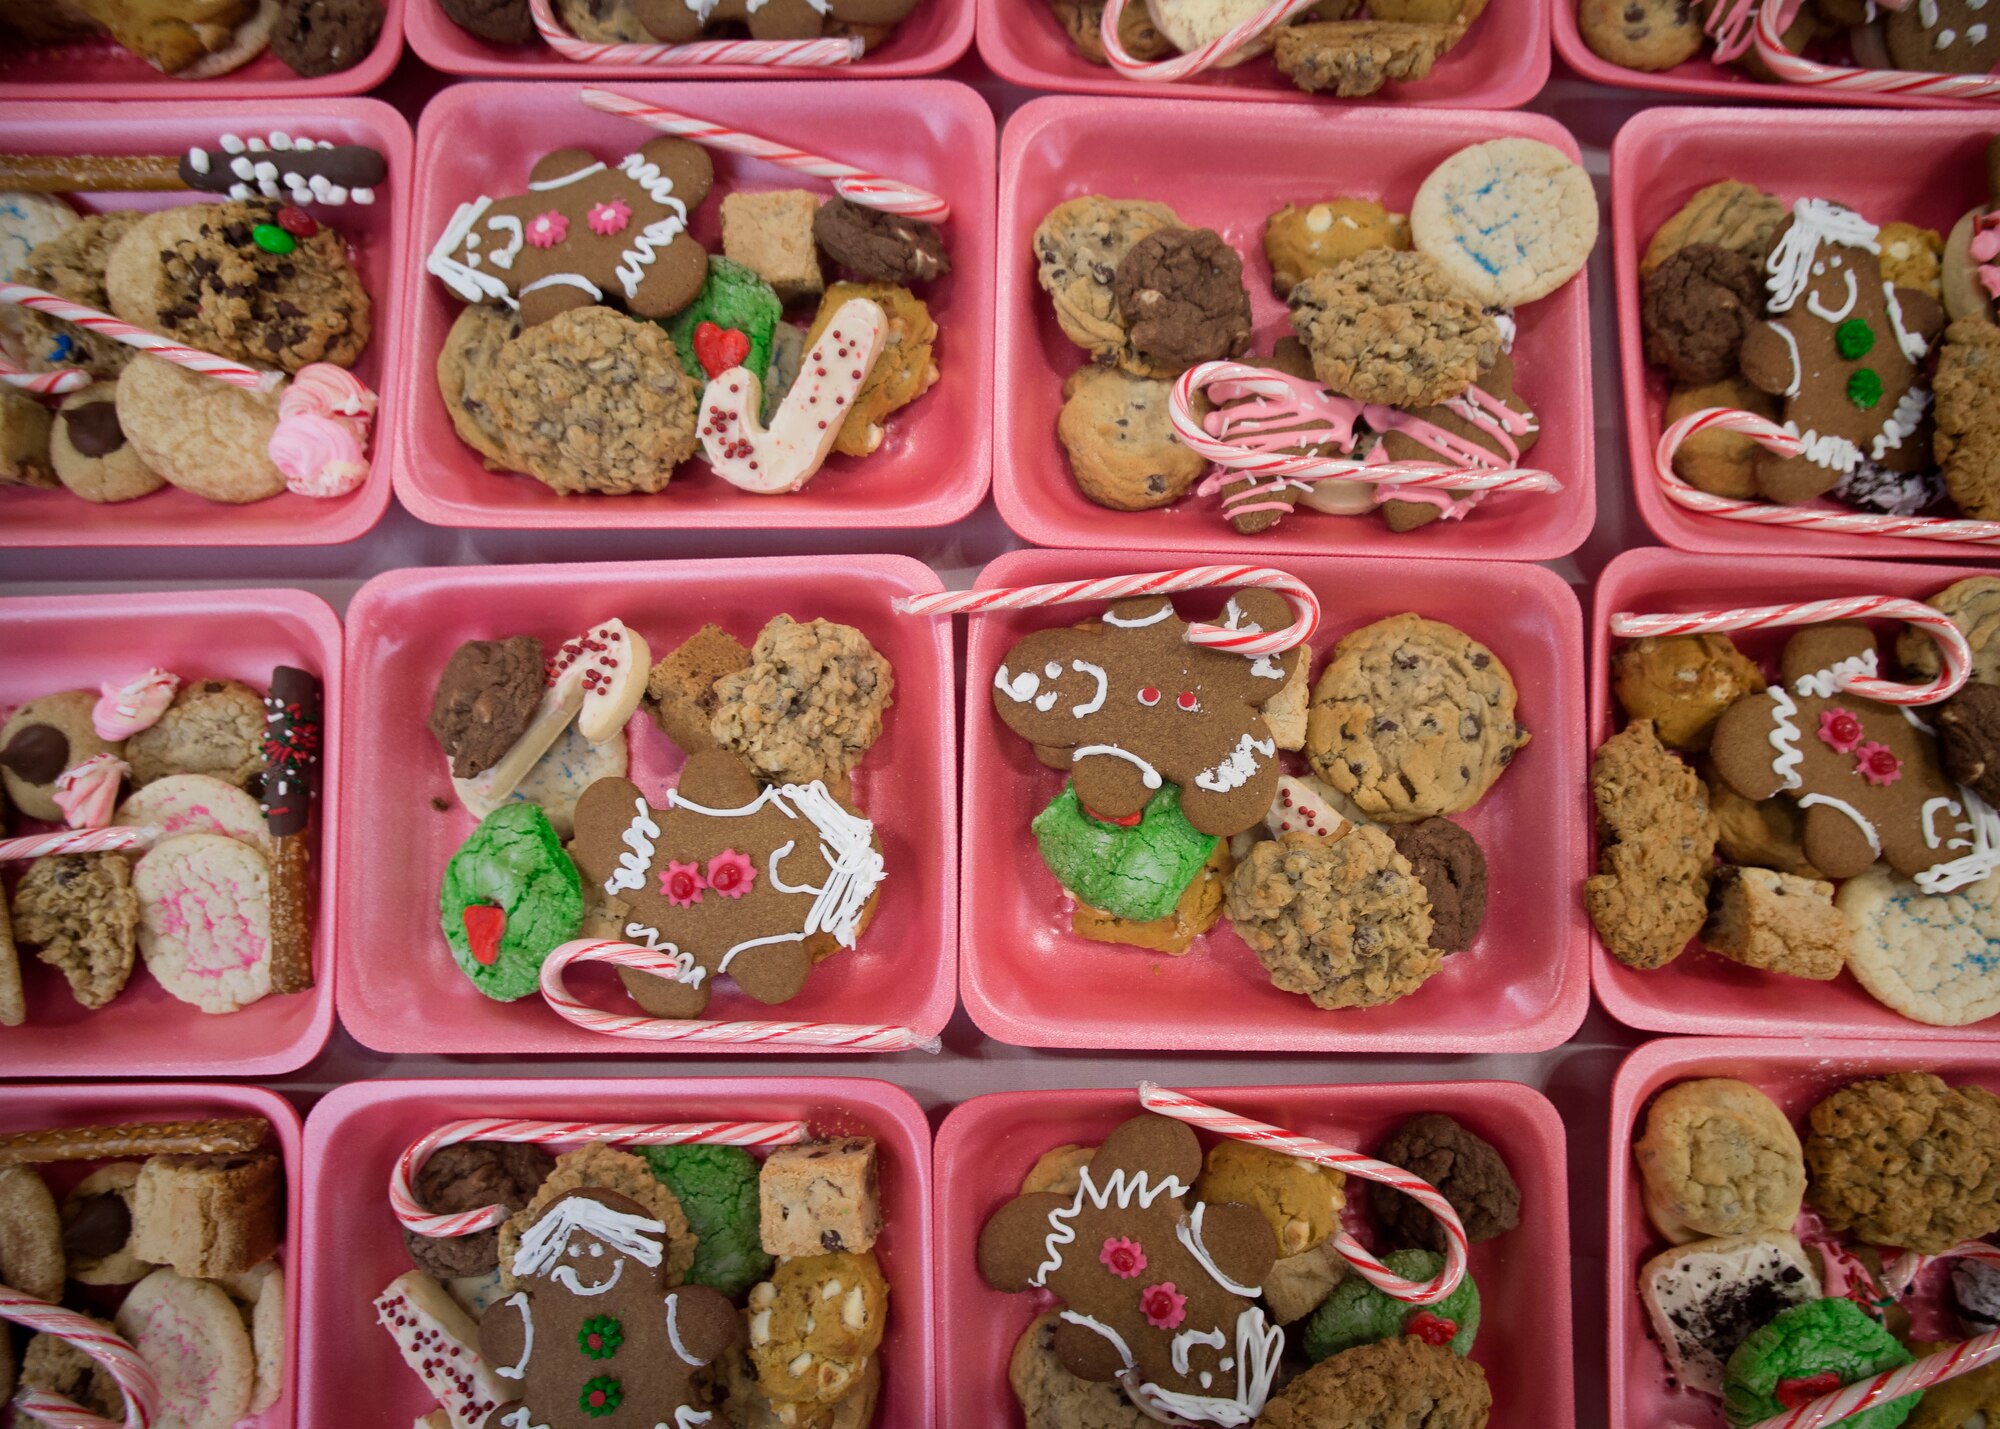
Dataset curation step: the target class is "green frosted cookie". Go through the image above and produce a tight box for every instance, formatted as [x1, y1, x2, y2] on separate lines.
[1032, 781, 1217, 923]
[638, 1144, 772, 1299]
[1723, 1299, 1917, 1429]
[439, 802, 583, 1002]
[665, 256, 781, 390]
[1302, 1249, 1480, 1362]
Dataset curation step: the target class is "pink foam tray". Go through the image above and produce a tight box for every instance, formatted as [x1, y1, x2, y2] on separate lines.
[0, 100, 410, 549]
[1613, 107, 2000, 562]
[301, 1076, 935, 1428]
[337, 556, 956, 1055]
[936, 1080, 1573, 1427]
[1592, 547, 2000, 1039]
[956, 547, 1590, 1052]
[1608, 1035, 2000, 1427]
[394, 80, 993, 532]
[994, 98, 1595, 563]
[0, 589, 340, 1077]
[0, 0, 402, 99]
[979, 0, 1547, 105]
[0, 1082, 303, 1429]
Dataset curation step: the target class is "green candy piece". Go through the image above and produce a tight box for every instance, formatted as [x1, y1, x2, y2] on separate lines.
[1302, 1249, 1480, 1362]
[1848, 368, 1884, 410]
[439, 802, 583, 1002]
[1031, 781, 1217, 923]
[1722, 1299, 1917, 1429]
[665, 257, 780, 390]
[638, 1144, 772, 1299]
[1836, 318, 1875, 360]
[251, 223, 295, 255]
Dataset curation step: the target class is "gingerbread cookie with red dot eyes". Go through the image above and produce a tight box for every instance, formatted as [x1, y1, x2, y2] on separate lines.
[568, 751, 886, 1019]
[978, 1114, 1283, 1424]
[1708, 623, 1970, 885]
[991, 589, 1308, 840]
[427, 139, 714, 329]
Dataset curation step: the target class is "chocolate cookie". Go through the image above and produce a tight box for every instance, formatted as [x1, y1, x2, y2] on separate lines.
[1112, 226, 1254, 376]
[1937, 684, 2000, 806]
[270, 0, 382, 74]
[1642, 242, 1761, 385]
[1288, 249, 1499, 408]
[1371, 1112, 1520, 1248]
[427, 636, 545, 780]
[1383, 817, 1487, 951]
[812, 195, 950, 286]
[439, 0, 534, 40]
[1032, 195, 1183, 371]
[401, 1141, 555, 1280]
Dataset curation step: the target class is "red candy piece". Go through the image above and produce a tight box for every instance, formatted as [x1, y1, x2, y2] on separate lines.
[277, 207, 318, 239]
[462, 904, 505, 966]
[1404, 1311, 1458, 1346]
[1776, 1373, 1842, 1409]
[693, 321, 751, 379]
[1081, 802, 1144, 828]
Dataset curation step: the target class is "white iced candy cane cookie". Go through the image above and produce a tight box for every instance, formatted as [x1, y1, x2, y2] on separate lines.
[698, 297, 888, 494]
[549, 618, 651, 744]
[1263, 774, 1353, 843]
[374, 1271, 506, 1429]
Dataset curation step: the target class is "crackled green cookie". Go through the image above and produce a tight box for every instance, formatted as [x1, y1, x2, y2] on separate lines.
[1032, 780, 1217, 924]
[1303, 1249, 1480, 1362]
[639, 1143, 772, 1299]
[439, 802, 583, 1001]
[665, 257, 781, 390]
[1723, 1299, 1917, 1429]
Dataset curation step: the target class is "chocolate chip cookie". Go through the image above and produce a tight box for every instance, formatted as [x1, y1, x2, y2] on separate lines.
[1288, 249, 1499, 408]
[1056, 364, 1207, 510]
[1272, 19, 1461, 96]
[1640, 180, 1787, 278]
[1032, 196, 1183, 371]
[1111, 226, 1253, 375]
[1577, 0, 1702, 71]
[1046, 0, 1173, 62]
[11, 210, 144, 380]
[435, 302, 521, 471]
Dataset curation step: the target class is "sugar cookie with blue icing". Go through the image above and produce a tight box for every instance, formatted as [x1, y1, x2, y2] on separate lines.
[1837, 862, 2000, 1026]
[1410, 138, 1598, 308]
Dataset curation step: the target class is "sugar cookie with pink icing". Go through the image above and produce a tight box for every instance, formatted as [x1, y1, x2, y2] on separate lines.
[116, 774, 275, 857]
[115, 1268, 256, 1429]
[133, 833, 273, 1013]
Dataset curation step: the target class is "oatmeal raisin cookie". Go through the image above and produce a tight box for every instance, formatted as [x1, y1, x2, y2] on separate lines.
[1585, 719, 1716, 970]
[709, 616, 894, 790]
[1805, 1072, 2000, 1255]
[1288, 250, 1498, 408]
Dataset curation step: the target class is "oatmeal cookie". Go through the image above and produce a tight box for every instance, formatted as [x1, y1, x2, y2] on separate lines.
[1935, 317, 2000, 522]
[1637, 1078, 1805, 1244]
[1258, 1336, 1491, 1429]
[1900, 575, 2000, 687]
[709, 615, 894, 790]
[1032, 196, 1183, 369]
[1008, 1311, 1149, 1428]
[1049, 0, 1172, 62]
[1288, 250, 1499, 409]
[1578, 0, 1703, 69]
[803, 282, 937, 458]
[435, 303, 521, 470]
[12, 211, 143, 380]
[1805, 1072, 2000, 1254]
[1225, 827, 1440, 1010]
[647, 623, 752, 756]
[1667, 378, 1781, 500]
[1057, 365, 1208, 511]
[1611, 632, 1767, 752]
[1372, 1112, 1519, 1249]
[1642, 242, 1762, 385]
[1305, 613, 1527, 823]
[498, 1142, 693, 1292]
[467, 305, 698, 496]
[2, 689, 121, 823]
[21, 1319, 127, 1424]
[1411, 138, 1597, 309]
[104, 201, 370, 375]
[127, 678, 267, 791]
[1383, 818, 1486, 951]
[1641, 180, 1787, 277]
[1273, 19, 1461, 96]
[1585, 719, 1716, 970]
[11, 854, 138, 1011]
[1112, 227, 1253, 375]
[402, 1141, 555, 1281]
[1263, 198, 1411, 298]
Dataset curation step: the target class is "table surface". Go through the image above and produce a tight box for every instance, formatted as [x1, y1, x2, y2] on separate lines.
[1, 50, 1783, 1423]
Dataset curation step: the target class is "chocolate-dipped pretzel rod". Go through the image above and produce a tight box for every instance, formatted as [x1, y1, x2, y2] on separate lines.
[0, 1117, 268, 1166]
[0, 134, 386, 207]
[262, 665, 322, 996]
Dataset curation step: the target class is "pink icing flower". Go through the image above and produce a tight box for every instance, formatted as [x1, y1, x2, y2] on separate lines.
[93, 668, 179, 741]
[660, 860, 706, 908]
[527, 211, 569, 248]
[53, 754, 129, 830]
[706, 850, 755, 899]
[268, 411, 369, 499]
[1099, 1237, 1146, 1279]
[1818, 708, 1864, 754]
[278, 363, 378, 423]
[1138, 1282, 1187, 1331]
[1854, 742, 1902, 787]
[587, 199, 631, 237]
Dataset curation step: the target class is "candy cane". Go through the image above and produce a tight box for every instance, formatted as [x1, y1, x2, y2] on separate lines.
[578, 88, 949, 222]
[0, 826, 159, 862]
[1657, 407, 2000, 547]
[1099, 0, 1317, 78]
[391, 1116, 810, 1236]
[1882, 1238, 2000, 1296]
[1136, 1084, 1469, 1305]
[1609, 595, 1971, 706]
[895, 565, 1320, 658]
[539, 940, 942, 1052]
[528, 0, 862, 67]
[1751, 0, 2000, 99]
[0, 348, 89, 397]
[0, 284, 279, 394]
[1750, 1329, 2000, 1429]
[0, 1287, 159, 1429]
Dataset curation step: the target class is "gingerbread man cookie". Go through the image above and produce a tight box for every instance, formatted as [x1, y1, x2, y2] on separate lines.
[977, 1114, 1283, 1425]
[1708, 623, 1968, 885]
[991, 591, 1306, 839]
[1376, 351, 1540, 532]
[1738, 200, 1947, 505]
[569, 752, 886, 1018]
[479, 1188, 740, 1429]
[428, 139, 714, 328]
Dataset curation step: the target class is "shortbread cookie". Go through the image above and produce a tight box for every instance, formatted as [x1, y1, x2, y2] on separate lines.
[1411, 138, 1597, 308]
[134, 834, 273, 1014]
[129, 1151, 281, 1279]
[1838, 863, 2000, 1027]
[116, 354, 286, 504]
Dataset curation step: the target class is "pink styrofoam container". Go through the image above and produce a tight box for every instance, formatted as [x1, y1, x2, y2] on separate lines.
[0, 589, 340, 1077]
[0, 100, 409, 549]
[394, 81, 993, 532]
[937, 1081, 1574, 1428]
[1608, 1036, 2000, 1427]
[0, 1082, 303, 1428]
[301, 1076, 934, 1428]
[1591, 547, 2000, 1039]
[1614, 107, 1999, 562]
[959, 547, 1590, 1052]
[337, 556, 956, 1055]
[994, 98, 1595, 562]
[406, 0, 970, 76]
[0, 0, 402, 99]
[978, 0, 1547, 105]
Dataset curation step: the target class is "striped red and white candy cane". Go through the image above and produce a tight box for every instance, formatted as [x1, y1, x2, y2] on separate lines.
[0, 1287, 159, 1429]
[1751, 1329, 2000, 1429]
[0, 284, 279, 395]
[1136, 1084, 1469, 1305]
[528, 0, 861, 67]
[895, 565, 1320, 657]
[0, 348, 89, 397]
[578, 89, 949, 222]
[1610, 596, 1972, 706]
[539, 940, 942, 1052]
[0, 826, 159, 862]
[1657, 407, 2000, 547]
[1751, 0, 2000, 100]
[1883, 1237, 2000, 1296]
[391, 1116, 810, 1236]
[1098, 0, 1318, 78]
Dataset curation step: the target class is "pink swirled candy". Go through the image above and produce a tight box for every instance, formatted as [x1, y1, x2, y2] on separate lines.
[278, 363, 378, 422]
[270, 411, 369, 498]
[93, 668, 180, 740]
[54, 754, 129, 830]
